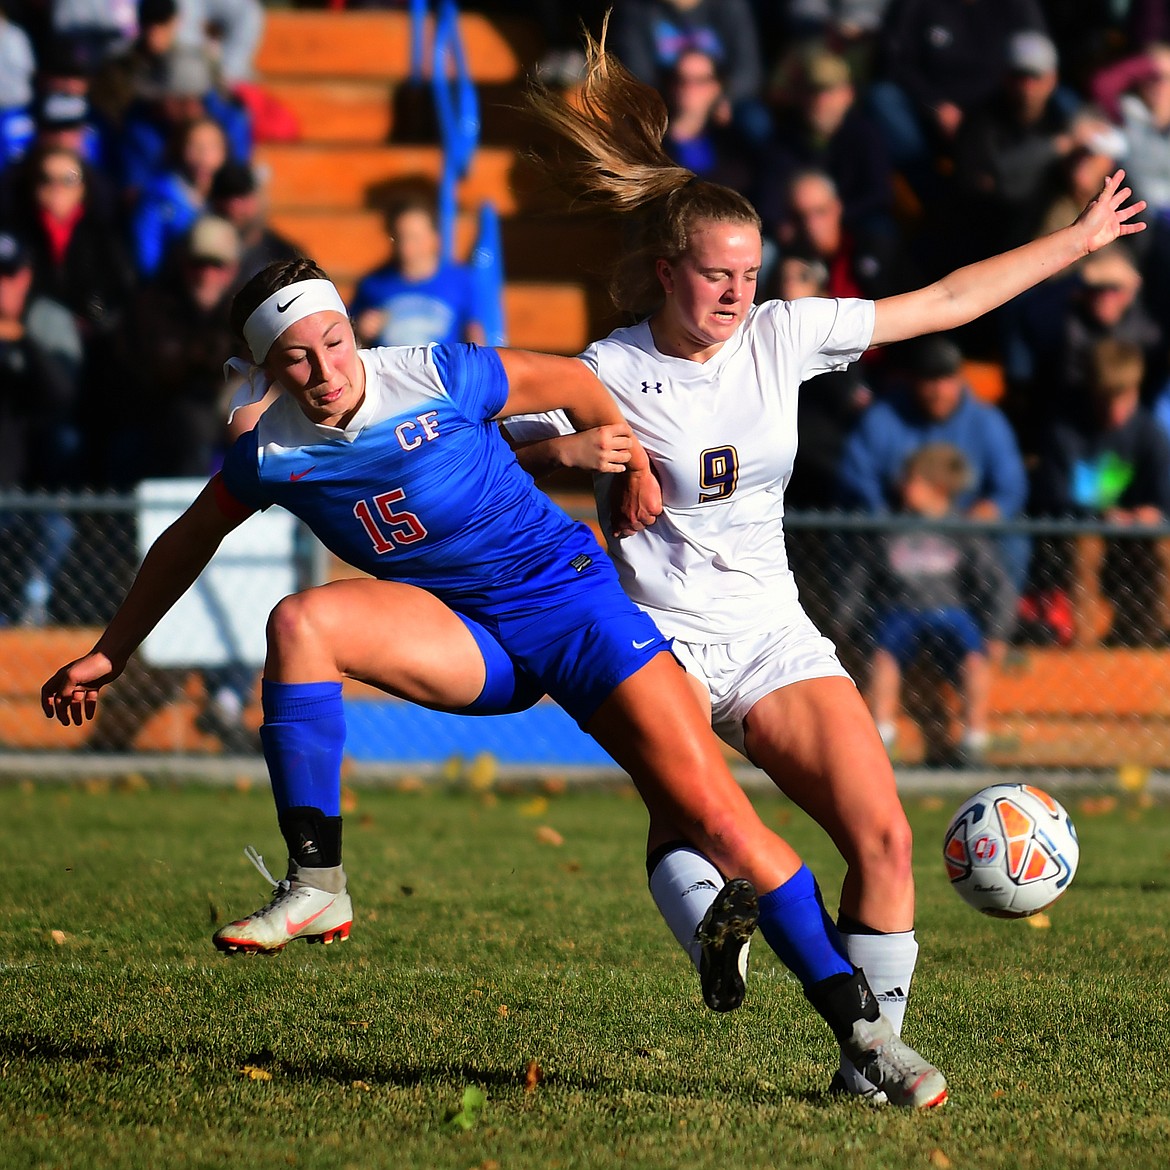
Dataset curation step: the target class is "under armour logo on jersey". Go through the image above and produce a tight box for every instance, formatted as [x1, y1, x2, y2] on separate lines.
[640, 380, 663, 394]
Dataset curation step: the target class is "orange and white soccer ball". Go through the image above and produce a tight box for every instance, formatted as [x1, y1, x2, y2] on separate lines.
[943, 784, 1079, 918]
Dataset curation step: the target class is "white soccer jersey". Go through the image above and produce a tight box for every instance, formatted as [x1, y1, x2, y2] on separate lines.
[507, 297, 875, 642]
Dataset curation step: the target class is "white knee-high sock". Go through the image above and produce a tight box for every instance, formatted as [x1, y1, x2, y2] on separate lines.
[647, 845, 724, 969]
[836, 929, 920, 1093]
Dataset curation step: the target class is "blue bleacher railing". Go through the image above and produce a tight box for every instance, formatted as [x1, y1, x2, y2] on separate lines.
[409, 0, 506, 343]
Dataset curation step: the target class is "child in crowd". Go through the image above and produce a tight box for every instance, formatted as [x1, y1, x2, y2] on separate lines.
[838, 443, 1017, 767]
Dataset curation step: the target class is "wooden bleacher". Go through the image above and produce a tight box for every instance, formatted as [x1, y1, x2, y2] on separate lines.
[8, 623, 1170, 767]
[254, 6, 613, 354]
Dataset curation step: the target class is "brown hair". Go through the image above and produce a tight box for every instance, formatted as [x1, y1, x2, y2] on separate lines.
[526, 16, 760, 316]
[902, 443, 972, 501]
[1089, 337, 1144, 398]
[229, 257, 330, 345]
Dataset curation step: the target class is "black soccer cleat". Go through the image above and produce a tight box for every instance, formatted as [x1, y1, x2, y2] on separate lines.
[696, 877, 759, 1012]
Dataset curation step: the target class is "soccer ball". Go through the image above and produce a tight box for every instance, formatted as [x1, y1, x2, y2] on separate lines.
[942, 784, 1079, 918]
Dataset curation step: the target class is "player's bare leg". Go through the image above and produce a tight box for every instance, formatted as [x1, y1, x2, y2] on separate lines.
[744, 675, 921, 1100]
[215, 579, 488, 954]
[589, 657, 945, 1107]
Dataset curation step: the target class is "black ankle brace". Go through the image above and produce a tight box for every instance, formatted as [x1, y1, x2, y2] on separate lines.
[804, 967, 882, 1044]
[278, 806, 343, 869]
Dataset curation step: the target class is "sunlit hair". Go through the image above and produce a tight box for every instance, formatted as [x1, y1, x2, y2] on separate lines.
[902, 443, 972, 501]
[229, 257, 330, 347]
[526, 14, 760, 317]
[1089, 337, 1144, 398]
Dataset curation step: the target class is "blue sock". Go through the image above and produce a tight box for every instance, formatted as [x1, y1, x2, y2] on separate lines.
[259, 680, 345, 817]
[757, 865, 853, 988]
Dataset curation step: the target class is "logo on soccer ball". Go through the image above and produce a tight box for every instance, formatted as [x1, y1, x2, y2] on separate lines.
[972, 835, 998, 863]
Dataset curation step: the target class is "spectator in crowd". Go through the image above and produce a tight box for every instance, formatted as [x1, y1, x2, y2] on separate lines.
[610, 0, 770, 143]
[1091, 41, 1170, 216]
[0, 8, 35, 167]
[836, 442, 1016, 767]
[779, 1, 893, 78]
[10, 145, 133, 342]
[1003, 242, 1163, 451]
[661, 48, 754, 195]
[0, 228, 82, 626]
[756, 46, 895, 239]
[130, 112, 227, 276]
[115, 42, 249, 201]
[779, 249, 873, 513]
[351, 190, 484, 347]
[837, 333, 1030, 587]
[89, 0, 181, 134]
[113, 212, 239, 479]
[947, 31, 1077, 264]
[207, 159, 300, 286]
[776, 168, 917, 302]
[175, 0, 265, 88]
[48, 0, 137, 73]
[1031, 337, 1170, 646]
[1091, 43, 1170, 332]
[866, 0, 1049, 200]
[775, 248, 875, 641]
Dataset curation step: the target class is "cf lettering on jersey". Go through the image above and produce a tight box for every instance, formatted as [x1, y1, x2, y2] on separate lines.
[395, 410, 441, 451]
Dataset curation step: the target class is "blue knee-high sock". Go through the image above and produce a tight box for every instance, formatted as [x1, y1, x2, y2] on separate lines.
[259, 680, 345, 816]
[757, 865, 853, 988]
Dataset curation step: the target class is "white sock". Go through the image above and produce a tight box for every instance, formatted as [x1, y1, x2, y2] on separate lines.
[836, 929, 920, 1094]
[647, 845, 724, 969]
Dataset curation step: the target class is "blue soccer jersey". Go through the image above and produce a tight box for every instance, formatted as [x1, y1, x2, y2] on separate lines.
[218, 344, 669, 724]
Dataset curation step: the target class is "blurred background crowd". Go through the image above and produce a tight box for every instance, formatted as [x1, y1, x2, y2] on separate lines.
[4, 1, 1170, 686]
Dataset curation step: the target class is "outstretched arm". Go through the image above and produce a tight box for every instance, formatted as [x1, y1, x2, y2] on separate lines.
[871, 171, 1146, 347]
[41, 481, 246, 725]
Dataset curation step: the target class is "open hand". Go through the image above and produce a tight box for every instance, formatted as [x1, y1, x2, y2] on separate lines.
[41, 651, 123, 726]
[1074, 170, 1147, 253]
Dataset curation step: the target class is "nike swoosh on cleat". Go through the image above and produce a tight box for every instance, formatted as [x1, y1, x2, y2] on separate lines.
[286, 900, 335, 935]
[276, 293, 304, 313]
[289, 467, 315, 481]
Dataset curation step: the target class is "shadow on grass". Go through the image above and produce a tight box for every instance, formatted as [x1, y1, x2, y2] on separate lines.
[0, 1029, 834, 1106]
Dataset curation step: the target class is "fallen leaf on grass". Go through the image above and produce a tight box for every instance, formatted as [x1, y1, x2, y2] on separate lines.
[536, 825, 564, 846]
[50, 930, 67, 945]
[497, 1005, 509, 1018]
[519, 796, 548, 818]
[918, 796, 945, 812]
[524, 1060, 542, 1092]
[1117, 764, 1149, 793]
[1078, 795, 1117, 817]
[352, 1080, 371, 1091]
[928, 1150, 952, 1168]
[1026, 913, 1051, 929]
[467, 752, 498, 790]
[444, 1086, 486, 1131]
[240, 1066, 272, 1081]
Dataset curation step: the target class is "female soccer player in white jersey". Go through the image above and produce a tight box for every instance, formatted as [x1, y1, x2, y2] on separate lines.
[506, 25, 1145, 1101]
[41, 257, 951, 1108]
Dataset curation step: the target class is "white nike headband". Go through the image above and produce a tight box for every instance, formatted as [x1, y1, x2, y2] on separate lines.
[223, 277, 350, 423]
[242, 278, 349, 363]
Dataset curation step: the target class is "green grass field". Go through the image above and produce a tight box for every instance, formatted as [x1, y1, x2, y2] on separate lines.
[1, 777, 1168, 1170]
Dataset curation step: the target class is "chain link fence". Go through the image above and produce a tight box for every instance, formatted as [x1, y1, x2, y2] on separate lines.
[3, 490, 1169, 782]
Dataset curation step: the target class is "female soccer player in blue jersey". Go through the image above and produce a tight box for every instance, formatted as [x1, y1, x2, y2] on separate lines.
[42, 256, 948, 1107]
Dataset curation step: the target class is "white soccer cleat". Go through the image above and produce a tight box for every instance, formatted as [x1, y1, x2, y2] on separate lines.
[213, 848, 352, 955]
[841, 1013, 948, 1109]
